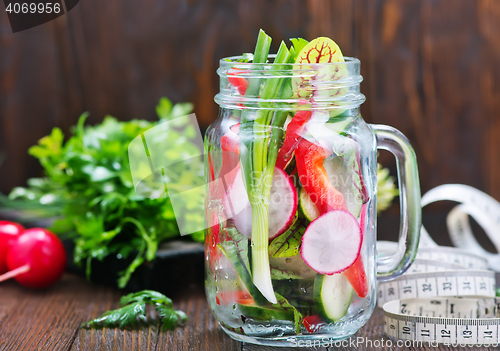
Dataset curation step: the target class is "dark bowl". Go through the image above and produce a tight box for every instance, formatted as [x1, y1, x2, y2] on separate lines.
[64, 239, 205, 296]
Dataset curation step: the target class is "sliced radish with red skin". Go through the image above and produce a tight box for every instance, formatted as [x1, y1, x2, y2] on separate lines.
[220, 123, 240, 154]
[225, 167, 298, 240]
[209, 123, 240, 206]
[220, 123, 241, 188]
[4, 228, 66, 289]
[300, 210, 361, 275]
[0, 221, 25, 274]
[223, 168, 250, 226]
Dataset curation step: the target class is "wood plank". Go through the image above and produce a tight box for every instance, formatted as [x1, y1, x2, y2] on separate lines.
[71, 323, 158, 351]
[305, 0, 354, 56]
[156, 287, 240, 351]
[478, 0, 500, 200]
[0, 269, 496, 350]
[70, 288, 159, 351]
[49, 14, 85, 134]
[64, 0, 311, 128]
[0, 274, 118, 351]
[418, 0, 486, 194]
[0, 11, 81, 193]
[0, 17, 64, 194]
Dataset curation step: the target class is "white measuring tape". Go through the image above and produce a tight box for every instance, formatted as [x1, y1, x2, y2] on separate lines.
[384, 297, 500, 345]
[378, 184, 500, 345]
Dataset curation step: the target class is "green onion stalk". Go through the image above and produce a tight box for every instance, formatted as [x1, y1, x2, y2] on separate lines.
[239, 30, 293, 303]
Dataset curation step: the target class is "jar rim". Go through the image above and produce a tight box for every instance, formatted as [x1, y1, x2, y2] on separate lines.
[217, 55, 362, 81]
[215, 54, 365, 110]
[219, 54, 361, 69]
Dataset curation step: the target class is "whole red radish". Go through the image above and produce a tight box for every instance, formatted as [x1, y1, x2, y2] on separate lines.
[5, 228, 66, 289]
[0, 221, 25, 274]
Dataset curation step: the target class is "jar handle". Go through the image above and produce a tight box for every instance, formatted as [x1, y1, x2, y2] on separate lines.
[371, 124, 422, 281]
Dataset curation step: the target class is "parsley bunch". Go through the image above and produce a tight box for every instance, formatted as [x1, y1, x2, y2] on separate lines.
[2, 98, 205, 288]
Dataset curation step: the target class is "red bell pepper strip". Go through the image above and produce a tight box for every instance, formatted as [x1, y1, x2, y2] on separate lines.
[206, 149, 219, 265]
[206, 125, 240, 267]
[221, 123, 240, 154]
[276, 110, 312, 170]
[344, 203, 368, 297]
[208, 153, 216, 185]
[206, 168, 225, 266]
[205, 213, 220, 264]
[295, 139, 348, 213]
[342, 255, 368, 298]
[216, 290, 254, 306]
[228, 69, 249, 95]
[296, 139, 368, 298]
[302, 314, 325, 333]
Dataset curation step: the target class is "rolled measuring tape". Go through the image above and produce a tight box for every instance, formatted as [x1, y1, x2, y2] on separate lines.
[377, 184, 500, 345]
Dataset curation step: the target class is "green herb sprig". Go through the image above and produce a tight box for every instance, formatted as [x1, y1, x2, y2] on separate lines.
[238, 29, 294, 304]
[82, 290, 187, 330]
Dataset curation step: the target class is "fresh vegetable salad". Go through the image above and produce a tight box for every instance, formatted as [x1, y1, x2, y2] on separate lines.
[205, 30, 376, 342]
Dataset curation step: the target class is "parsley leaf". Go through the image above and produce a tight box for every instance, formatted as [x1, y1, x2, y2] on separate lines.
[82, 290, 187, 330]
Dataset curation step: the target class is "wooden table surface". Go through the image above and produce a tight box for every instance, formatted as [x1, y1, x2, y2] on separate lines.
[0, 273, 497, 351]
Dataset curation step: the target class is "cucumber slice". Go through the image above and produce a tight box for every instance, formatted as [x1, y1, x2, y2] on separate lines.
[299, 187, 320, 221]
[313, 273, 353, 322]
[323, 156, 363, 218]
[238, 303, 294, 321]
[325, 118, 352, 134]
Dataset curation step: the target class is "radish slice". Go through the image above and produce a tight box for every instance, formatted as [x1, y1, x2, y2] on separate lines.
[301, 210, 362, 274]
[225, 167, 298, 240]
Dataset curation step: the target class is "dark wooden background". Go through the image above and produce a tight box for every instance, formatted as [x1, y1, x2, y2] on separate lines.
[1, 0, 500, 244]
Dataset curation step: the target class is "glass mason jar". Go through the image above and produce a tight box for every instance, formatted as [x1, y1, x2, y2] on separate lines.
[204, 55, 421, 347]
